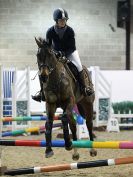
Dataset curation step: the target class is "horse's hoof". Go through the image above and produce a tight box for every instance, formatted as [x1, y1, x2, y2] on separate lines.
[72, 153, 80, 161]
[65, 141, 73, 151]
[65, 144, 73, 151]
[90, 149, 97, 157]
[45, 150, 54, 158]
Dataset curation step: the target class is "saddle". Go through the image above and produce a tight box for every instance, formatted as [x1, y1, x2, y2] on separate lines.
[57, 55, 94, 96]
[67, 61, 79, 81]
[65, 60, 94, 94]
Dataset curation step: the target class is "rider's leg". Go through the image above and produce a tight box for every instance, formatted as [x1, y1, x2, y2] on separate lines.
[32, 75, 45, 102]
[78, 70, 94, 96]
[68, 50, 94, 96]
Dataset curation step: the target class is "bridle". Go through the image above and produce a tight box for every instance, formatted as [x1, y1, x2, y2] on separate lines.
[38, 47, 60, 76]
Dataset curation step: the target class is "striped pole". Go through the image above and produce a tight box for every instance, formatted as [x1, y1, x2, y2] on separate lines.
[1, 140, 133, 149]
[2, 123, 62, 137]
[1, 115, 61, 122]
[4, 156, 133, 176]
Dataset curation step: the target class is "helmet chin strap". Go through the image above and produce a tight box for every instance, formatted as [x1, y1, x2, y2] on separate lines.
[56, 22, 67, 28]
[57, 25, 67, 29]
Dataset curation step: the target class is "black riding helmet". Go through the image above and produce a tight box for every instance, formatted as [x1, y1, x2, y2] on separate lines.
[53, 8, 69, 21]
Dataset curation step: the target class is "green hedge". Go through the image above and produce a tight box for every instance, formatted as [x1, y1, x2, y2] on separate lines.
[112, 101, 133, 114]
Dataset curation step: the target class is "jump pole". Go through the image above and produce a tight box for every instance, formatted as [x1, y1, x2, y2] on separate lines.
[4, 156, 133, 176]
[2, 123, 62, 137]
[1, 115, 61, 122]
[1, 140, 133, 149]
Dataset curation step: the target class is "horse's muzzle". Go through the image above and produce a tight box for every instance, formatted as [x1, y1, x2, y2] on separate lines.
[40, 67, 49, 82]
[41, 74, 48, 82]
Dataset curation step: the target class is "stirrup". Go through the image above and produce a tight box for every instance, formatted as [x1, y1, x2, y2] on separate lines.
[31, 91, 42, 102]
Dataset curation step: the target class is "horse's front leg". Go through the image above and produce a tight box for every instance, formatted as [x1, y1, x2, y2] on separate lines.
[61, 96, 75, 151]
[61, 112, 73, 151]
[45, 103, 56, 158]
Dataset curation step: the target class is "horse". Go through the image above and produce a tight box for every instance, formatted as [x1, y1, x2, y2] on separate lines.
[35, 37, 97, 160]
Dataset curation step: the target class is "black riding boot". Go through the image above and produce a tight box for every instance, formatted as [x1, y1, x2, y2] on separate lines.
[32, 75, 45, 102]
[78, 70, 94, 96]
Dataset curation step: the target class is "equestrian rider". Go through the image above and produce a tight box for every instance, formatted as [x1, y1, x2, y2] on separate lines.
[32, 8, 94, 102]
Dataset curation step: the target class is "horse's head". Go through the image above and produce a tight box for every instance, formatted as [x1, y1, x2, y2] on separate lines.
[35, 37, 56, 82]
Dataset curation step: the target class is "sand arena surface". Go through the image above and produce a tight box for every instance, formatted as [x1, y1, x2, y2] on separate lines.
[1, 129, 133, 177]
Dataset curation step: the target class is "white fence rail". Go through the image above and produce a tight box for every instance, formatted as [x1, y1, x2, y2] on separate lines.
[112, 113, 133, 127]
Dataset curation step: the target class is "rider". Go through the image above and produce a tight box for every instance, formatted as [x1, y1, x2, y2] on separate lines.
[32, 8, 94, 102]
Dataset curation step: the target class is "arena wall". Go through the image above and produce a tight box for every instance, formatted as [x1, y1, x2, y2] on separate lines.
[0, 0, 133, 69]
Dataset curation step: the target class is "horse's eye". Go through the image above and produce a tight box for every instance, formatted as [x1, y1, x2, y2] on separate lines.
[49, 49, 52, 54]
[37, 53, 42, 60]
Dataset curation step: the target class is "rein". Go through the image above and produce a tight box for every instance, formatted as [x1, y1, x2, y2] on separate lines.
[38, 46, 76, 82]
[39, 49, 60, 76]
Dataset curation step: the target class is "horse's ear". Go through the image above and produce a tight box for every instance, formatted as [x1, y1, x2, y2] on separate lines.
[35, 37, 43, 47]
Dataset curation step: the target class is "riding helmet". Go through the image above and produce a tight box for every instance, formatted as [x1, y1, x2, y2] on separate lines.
[53, 8, 69, 21]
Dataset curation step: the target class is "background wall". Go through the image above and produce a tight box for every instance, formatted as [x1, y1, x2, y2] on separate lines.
[0, 0, 133, 70]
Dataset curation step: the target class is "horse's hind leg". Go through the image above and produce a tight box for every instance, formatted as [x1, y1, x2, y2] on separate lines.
[45, 103, 56, 158]
[69, 117, 80, 160]
[85, 102, 97, 157]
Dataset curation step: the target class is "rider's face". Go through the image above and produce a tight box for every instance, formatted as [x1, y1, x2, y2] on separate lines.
[57, 19, 67, 28]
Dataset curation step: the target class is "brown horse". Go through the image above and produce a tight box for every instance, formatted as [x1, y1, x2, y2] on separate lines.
[35, 37, 97, 159]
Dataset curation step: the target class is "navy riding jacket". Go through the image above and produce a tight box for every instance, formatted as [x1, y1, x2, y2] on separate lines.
[46, 25, 76, 57]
